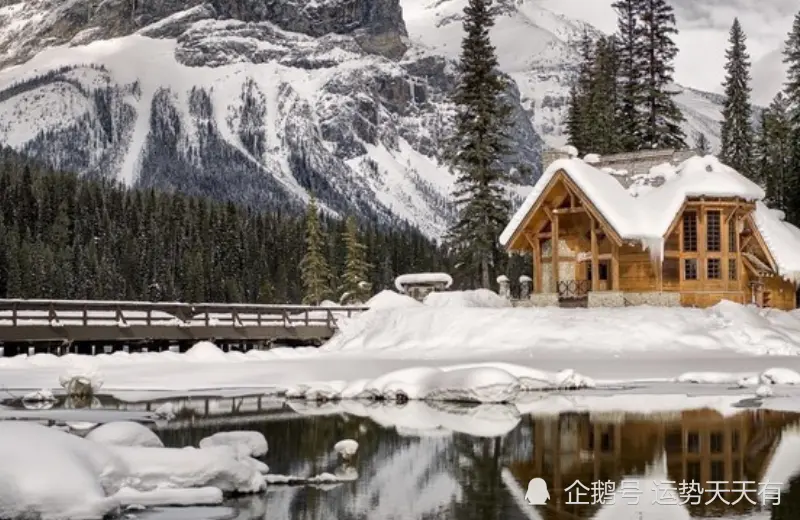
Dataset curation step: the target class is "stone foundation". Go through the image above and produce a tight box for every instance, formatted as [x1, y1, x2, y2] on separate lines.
[623, 292, 681, 307]
[514, 293, 560, 307]
[588, 291, 624, 307]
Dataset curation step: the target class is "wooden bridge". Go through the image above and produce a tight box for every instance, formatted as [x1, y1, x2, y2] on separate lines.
[0, 299, 368, 355]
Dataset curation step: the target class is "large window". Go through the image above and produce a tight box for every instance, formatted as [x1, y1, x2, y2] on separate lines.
[707, 210, 721, 251]
[729, 259, 738, 280]
[684, 259, 698, 280]
[707, 258, 721, 279]
[728, 219, 737, 252]
[683, 212, 698, 252]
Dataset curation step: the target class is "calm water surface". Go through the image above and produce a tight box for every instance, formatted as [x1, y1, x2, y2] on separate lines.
[8, 394, 800, 520]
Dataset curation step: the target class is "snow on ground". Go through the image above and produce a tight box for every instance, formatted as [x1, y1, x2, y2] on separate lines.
[85, 421, 164, 448]
[0, 422, 266, 519]
[2, 291, 800, 405]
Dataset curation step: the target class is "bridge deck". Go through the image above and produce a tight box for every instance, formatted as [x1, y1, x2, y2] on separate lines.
[0, 299, 368, 352]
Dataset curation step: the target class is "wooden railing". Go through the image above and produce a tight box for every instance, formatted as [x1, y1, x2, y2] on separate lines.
[0, 299, 369, 329]
[556, 280, 591, 299]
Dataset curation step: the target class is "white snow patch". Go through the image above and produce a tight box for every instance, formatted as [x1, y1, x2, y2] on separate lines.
[198, 431, 268, 458]
[423, 289, 512, 308]
[114, 486, 222, 507]
[394, 272, 453, 293]
[85, 421, 164, 448]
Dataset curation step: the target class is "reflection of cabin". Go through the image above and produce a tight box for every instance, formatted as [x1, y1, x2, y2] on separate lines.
[394, 272, 453, 301]
[507, 409, 799, 519]
[500, 150, 800, 309]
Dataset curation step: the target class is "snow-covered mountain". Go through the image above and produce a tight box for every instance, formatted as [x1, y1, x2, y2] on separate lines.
[0, 0, 725, 239]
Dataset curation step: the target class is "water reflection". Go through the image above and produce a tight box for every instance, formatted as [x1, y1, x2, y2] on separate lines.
[147, 400, 800, 520]
[8, 393, 800, 520]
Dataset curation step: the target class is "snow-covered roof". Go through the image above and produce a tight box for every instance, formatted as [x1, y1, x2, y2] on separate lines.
[752, 202, 800, 284]
[394, 273, 453, 292]
[499, 155, 798, 278]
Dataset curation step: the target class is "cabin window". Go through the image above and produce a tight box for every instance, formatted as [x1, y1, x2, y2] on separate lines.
[686, 432, 700, 453]
[663, 258, 679, 281]
[728, 259, 738, 280]
[683, 212, 698, 252]
[707, 258, 721, 279]
[710, 432, 724, 453]
[707, 210, 721, 251]
[588, 262, 609, 282]
[684, 259, 698, 280]
[687, 462, 701, 483]
[728, 220, 737, 252]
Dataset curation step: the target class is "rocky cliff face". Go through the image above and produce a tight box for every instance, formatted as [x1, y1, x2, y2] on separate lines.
[0, 0, 543, 238]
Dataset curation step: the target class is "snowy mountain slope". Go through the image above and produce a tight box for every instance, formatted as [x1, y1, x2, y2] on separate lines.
[402, 0, 726, 150]
[0, 0, 541, 239]
[0, 0, 727, 239]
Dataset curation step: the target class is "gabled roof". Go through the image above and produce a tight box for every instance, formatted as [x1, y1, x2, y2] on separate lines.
[500, 155, 800, 283]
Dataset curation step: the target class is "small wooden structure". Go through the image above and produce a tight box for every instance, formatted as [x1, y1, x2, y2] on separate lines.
[394, 273, 453, 301]
[501, 154, 800, 309]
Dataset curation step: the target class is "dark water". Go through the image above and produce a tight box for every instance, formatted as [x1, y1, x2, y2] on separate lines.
[7, 395, 800, 519]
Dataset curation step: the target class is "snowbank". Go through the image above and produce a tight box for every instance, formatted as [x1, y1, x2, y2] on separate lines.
[283, 362, 592, 403]
[0, 422, 265, 519]
[323, 299, 800, 355]
[85, 421, 164, 448]
[199, 431, 268, 458]
[365, 290, 421, 309]
[423, 289, 512, 308]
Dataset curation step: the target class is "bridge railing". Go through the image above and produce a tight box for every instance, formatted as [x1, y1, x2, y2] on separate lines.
[0, 299, 369, 329]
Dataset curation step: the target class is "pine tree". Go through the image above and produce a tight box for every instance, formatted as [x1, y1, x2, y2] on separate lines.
[299, 197, 333, 304]
[638, 0, 685, 148]
[446, 0, 512, 289]
[566, 31, 596, 153]
[761, 94, 794, 212]
[719, 18, 754, 177]
[587, 36, 622, 154]
[612, 0, 646, 151]
[694, 131, 711, 154]
[338, 216, 372, 303]
[784, 12, 800, 224]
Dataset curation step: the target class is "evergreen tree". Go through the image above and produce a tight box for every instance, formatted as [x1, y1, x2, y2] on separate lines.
[719, 18, 754, 177]
[694, 131, 711, 154]
[784, 12, 800, 223]
[566, 31, 597, 153]
[446, 0, 512, 289]
[299, 197, 333, 304]
[587, 36, 622, 154]
[338, 216, 372, 303]
[612, 0, 646, 151]
[638, 0, 685, 148]
[758, 94, 794, 212]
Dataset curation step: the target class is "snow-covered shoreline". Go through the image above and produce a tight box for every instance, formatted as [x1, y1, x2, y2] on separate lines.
[2, 289, 800, 405]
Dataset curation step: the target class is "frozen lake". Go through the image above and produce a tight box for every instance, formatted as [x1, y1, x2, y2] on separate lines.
[4, 393, 800, 520]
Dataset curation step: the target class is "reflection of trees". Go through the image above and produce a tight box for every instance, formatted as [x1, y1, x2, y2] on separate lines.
[451, 434, 506, 520]
[772, 475, 800, 520]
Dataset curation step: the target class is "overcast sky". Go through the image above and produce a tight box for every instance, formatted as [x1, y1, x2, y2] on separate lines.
[538, 0, 797, 106]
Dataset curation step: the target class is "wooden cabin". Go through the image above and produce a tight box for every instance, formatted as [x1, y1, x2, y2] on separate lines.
[500, 154, 800, 309]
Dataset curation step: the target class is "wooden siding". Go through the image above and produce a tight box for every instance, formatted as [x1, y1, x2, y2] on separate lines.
[505, 171, 797, 310]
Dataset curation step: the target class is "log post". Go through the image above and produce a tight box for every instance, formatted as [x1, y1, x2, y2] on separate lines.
[611, 243, 620, 291]
[553, 214, 560, 293]
[590, 219, 599, 292]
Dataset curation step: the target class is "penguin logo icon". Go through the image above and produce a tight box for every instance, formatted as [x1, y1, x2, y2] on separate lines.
[525, 478, 550, 505]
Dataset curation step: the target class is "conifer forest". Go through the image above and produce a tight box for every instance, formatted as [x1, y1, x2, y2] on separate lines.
[566, 6, 800, 226]
[0, 147, 452, 303]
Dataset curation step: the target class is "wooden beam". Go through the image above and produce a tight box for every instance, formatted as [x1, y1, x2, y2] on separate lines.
[590, 218, 599, 292]
[543, 204, 555, 222]
[611, 243, 620, 291]
[553, 207, 586, 215]
[725, 204, 740, 224]
[553, 214, 560, 291]
[537, 232, 552, 239]
[533, 236, 542, 293]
